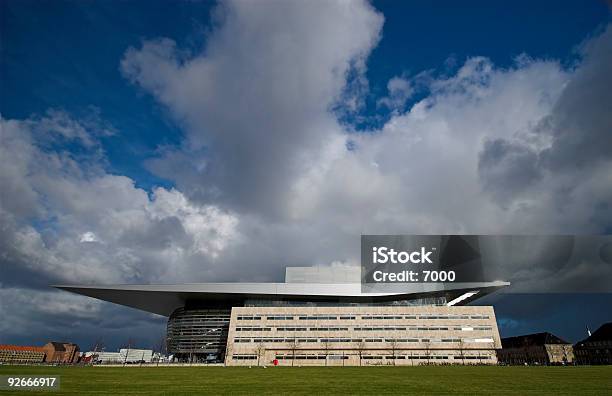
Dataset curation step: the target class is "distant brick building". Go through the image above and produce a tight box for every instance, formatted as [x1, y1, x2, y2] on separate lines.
[41, 342, 80, 363]
[0, 345, 46, 364]
[0, 342, 80, 364]
[574, 322, 612, 365]
[497, 332, 573, 365]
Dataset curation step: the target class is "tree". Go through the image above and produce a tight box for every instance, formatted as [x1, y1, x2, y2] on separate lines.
[322, 340, 332, 367]
[288, 337, 300, 367]
[154, 334, 167, 366]
[522, 338, 531, 365]
[562, 345, 571, 365]
[88, 337, 105, 364]
[388, 339, 399, 366]
[123, 338, 136, 366]
[255, 342, 266, 367]
[90, 337, 105, 353]
[355, 341, 366, 367]
[458, 339, 465, 365]
[424, 340, 431, 365]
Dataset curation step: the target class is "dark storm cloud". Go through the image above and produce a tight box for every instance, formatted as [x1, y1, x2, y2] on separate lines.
[542, 26, 612, 169]
[478, 138, 541, 204]
[478, 25, 612, 189]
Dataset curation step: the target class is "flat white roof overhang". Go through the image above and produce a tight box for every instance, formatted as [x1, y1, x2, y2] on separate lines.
[54, 281, 509, 316]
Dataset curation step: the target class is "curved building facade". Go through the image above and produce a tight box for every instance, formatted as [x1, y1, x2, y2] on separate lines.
[166, 308, 231, 361]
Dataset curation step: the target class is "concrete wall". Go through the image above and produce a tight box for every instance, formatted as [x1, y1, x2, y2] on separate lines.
[225, 306, 500, 366]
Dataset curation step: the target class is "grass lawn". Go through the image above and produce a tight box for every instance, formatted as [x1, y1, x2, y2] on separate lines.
[1, 365, 611, 395]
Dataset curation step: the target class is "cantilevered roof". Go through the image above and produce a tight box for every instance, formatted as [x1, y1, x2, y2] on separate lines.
[54, 281, 509, 317]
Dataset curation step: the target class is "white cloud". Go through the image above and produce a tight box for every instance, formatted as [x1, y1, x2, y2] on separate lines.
[121, 0, 384, 216]
[377, 76, 414, 112]
[147, 188, 239, 257]
[80, 231, 99, 243]
[0, 113, 239, 286]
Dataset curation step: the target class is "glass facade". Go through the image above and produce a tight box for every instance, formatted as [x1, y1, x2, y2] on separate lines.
[166, 308, 231, 362]
[243, 297, 447, 307]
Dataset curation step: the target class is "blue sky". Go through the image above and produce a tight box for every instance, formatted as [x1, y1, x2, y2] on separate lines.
[1, 1, 611, 350]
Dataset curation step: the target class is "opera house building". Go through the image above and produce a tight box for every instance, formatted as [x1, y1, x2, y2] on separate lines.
[56, 266, 508, 366]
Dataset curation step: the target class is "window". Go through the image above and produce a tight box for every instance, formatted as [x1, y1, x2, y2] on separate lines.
[237, 316, 262, 321]
[233, 355, 257, 360]
[235, 327, 271, 332]
[276, 355, 326, 360]
[298, 315, 338, 320]
[309, 327, 349, 331]
[277, 327, 307, 332]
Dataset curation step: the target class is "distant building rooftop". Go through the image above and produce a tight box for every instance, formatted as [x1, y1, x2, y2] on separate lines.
[501, 332, 571, 348]
[576, 322, 612, 345]
[0, 345, 45, 352]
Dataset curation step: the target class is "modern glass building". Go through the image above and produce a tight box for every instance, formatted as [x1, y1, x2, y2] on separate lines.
[56, 267, 508, 365]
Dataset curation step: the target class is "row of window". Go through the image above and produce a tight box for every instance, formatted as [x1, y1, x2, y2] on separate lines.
[278, 327, 350, 332]
[232, 354, 491, 361]
[235, 326, 492, 332]
[237, 314, 490, 321]
[233, 337, 494, 344]
[361, 355, 489, 360]
[232, 355, 257, 360]
[171, 317, 231, 321]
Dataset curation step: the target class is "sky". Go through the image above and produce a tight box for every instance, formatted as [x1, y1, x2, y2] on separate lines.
[1, 0, 611, 351]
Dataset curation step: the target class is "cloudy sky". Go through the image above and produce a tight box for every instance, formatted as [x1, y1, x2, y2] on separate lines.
[1, 0, 611, 350]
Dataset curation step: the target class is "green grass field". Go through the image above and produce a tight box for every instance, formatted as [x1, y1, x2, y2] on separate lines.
[1, 365, 611, 395]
